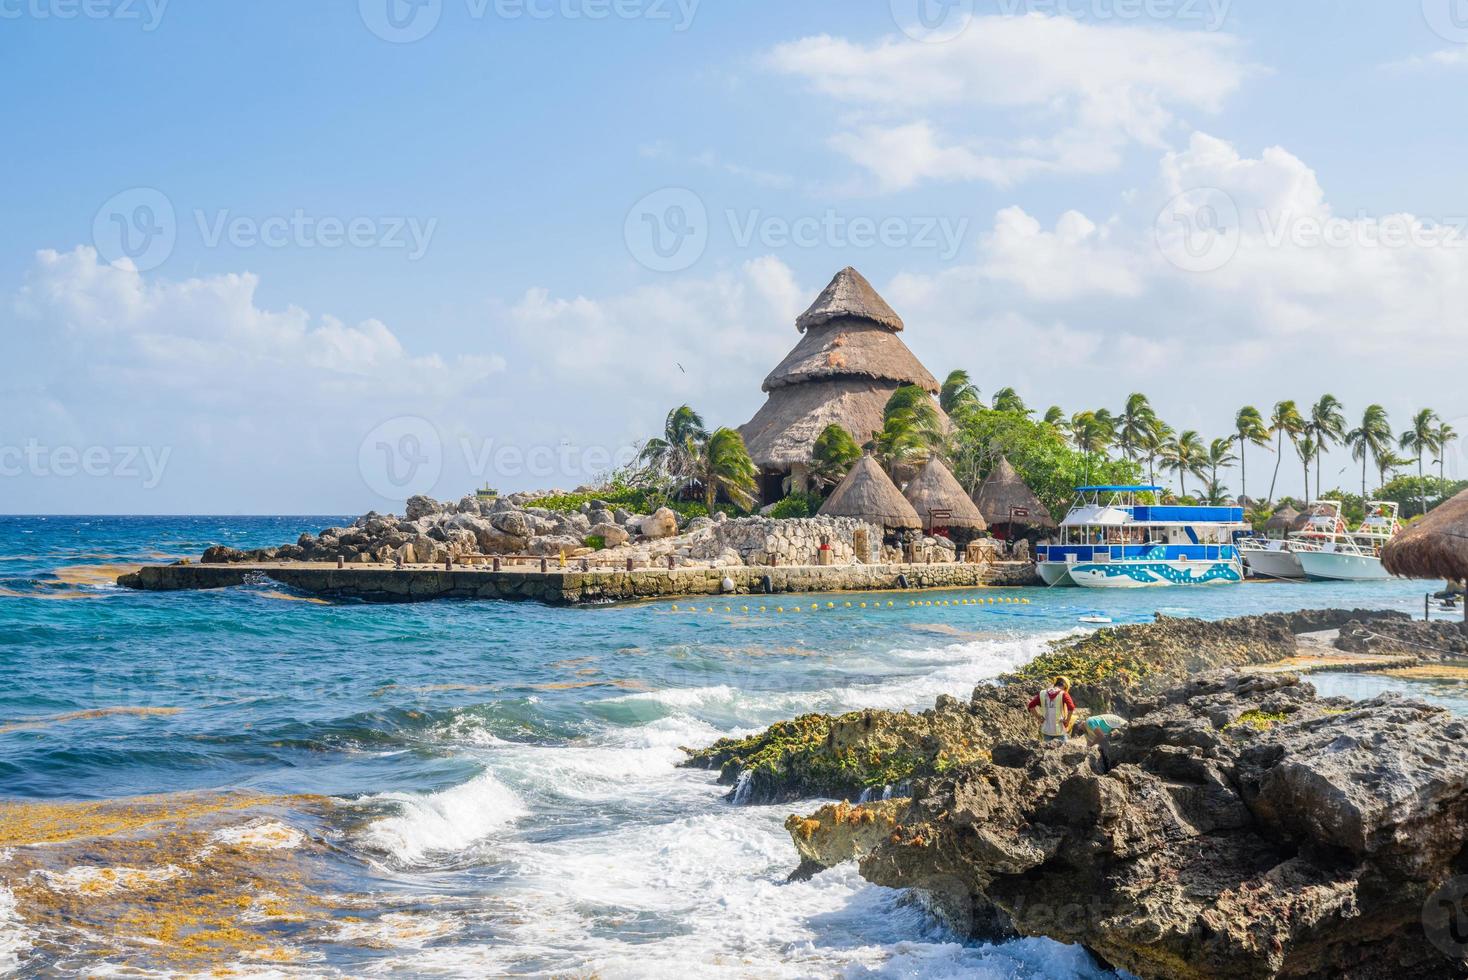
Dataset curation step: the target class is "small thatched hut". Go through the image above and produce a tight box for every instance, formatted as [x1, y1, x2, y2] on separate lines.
[1265, 504, 1301, 537]
[972, 456, 1055, 537]
[903, 457, 987, 537]
[1384, 490, 1468, 588]
[740, 267, 947, 503]
[818, 456, 921, 534]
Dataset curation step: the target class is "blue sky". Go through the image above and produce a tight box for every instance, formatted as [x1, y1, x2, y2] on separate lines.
[5, 0, 1468, 513]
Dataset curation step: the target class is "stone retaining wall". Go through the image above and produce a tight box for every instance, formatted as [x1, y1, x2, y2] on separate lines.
[119, 560, 1040, 605]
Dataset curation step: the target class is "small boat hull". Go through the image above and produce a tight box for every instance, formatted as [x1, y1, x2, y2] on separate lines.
[1037, 562, 1076, 587]
[1295, 549, 1389, 582]
[1067, 560, 1243, 589]
[1242, 547, 1306, 580]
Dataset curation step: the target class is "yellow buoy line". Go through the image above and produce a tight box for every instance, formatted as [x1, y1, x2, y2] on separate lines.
[666, 596, 1034, 614]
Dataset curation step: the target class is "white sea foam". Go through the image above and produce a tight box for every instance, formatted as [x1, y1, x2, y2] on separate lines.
[0, 886, 30, 975]
[207, 820, 306, 852]
[361, 770, 527, 864]
[36, 864, 185, 895]
[331, 911, 462, 949]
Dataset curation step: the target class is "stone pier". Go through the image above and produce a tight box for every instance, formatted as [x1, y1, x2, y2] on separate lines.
[117, 560, 1039, 605]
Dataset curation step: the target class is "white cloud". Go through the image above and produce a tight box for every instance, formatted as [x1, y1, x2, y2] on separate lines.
[765, 14, 1255, 190]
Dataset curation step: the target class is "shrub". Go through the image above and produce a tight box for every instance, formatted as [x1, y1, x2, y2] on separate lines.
[584, 535, 605, 551]
[769, 492, 822, 520]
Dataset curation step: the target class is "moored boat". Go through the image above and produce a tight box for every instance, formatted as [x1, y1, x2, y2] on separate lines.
[1035, 486, 1248, 589]
[1294, 501, 1401, 582]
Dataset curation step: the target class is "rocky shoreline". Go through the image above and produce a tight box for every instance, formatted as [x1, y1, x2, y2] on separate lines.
[686, 610, 1468, 978]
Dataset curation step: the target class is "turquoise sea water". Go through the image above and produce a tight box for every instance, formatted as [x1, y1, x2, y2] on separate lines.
[0, 515, 1458, 977]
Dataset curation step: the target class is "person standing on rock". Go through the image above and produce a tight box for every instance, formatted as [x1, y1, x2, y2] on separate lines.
[1028, 676, 1075, 742]
[1082, 713, 1127, 772]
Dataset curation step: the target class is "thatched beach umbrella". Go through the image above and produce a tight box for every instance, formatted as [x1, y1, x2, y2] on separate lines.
[1266, 504, 1300, 536]
[1383, 489, 1468, 590]
[972, 456, 1056, 532]
[818, 455, 922, 532]
[903, 457, 987, 533]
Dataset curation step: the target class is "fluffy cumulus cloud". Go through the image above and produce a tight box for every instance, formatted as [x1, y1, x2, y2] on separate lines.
[766, 14, 1255, 190]
[3, 249, 811, 511]
[883, 133, 1468, 488]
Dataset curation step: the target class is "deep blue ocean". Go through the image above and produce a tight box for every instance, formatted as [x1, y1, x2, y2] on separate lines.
[0, 515, 1458, 977]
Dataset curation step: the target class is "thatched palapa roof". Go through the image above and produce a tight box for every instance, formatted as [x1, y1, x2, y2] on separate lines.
[740, 267, 946, 471]
[763, 317, 938, 393]
[1265, 504, 1300, 533]
[1383, 490, 1468, 581]
[904, 457, 987, 532]
[818, 455, 922, 531]
[796, 266, 904, 333]
[741, 378, 894, 470]
[971, 456, 1056, 529]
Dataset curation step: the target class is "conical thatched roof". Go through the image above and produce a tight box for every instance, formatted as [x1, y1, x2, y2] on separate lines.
[796, 267, 903, 333]
[1266, 504, 1300, 532]
[1383, 490, 1468, 581]
[762, 317, 939, 393]
[818, 455, 921, 531]
[741, 378, 894, 469]
[971, 456, 1056, 529]
[903, 457, 987, 532]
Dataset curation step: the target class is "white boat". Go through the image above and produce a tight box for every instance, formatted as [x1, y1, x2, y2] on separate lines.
[1035, 486, 1248, 589]
[1239, 501, 1344, 580]
[1293, 501, 1401, 582]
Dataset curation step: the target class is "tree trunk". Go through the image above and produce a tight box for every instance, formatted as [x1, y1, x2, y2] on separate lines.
[1239, 441, 1247, 501]
[1419, 455, 1427, 517]
[1268, 432, 1284, 503]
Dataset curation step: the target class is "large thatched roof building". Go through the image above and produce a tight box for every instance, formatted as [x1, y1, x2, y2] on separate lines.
[904, 457, 987, 534]
[740, 267, 947, 502]
[818, 455, 921, 532]
[972, 456, 1055, 532]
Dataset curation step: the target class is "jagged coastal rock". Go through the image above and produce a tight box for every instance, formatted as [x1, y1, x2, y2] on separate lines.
[192, 493, 936, 571]
[689, 610, 1468, 979]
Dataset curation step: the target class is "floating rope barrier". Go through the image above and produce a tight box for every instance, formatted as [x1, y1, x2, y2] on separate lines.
[666, 596, 1034, 614]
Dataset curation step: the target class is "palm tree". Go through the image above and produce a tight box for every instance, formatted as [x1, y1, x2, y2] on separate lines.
[939, 370, 982, 419]
[1345, 405, 1392, 503]
[1267, 400, 1306, 504]
[1401, 409, 1442, 517]
[1161, 430, 1207, 498]
[688, 428, 758, 511]
[1145, 419, 1174, 489]
[1205, 437, 1238, 501]
[1376, 450, 1410, 489]
[1234, 406, 1270, 504]
[1114, 394, 1156, 469]
[1069, 410, 1114, 485]
[991, 387, 1030, 415]
[810, 424, 862, 491]
[1296, 433, 1317, 502]
[1434, 421, 1458, 495]
[1042, 405, 1068, 433]
[638, 405, 707, 489]
[870, 385, 944, 475]
[1308, 394, 1347, 498]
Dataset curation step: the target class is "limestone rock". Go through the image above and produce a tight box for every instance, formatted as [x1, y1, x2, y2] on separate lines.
[640, 508, 679, 539]
[590, 523, 629, 548]
[405, 495, 440, 521]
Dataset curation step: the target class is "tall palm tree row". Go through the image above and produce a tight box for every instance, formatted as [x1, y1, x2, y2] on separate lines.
[1204, 437, 1239, 505]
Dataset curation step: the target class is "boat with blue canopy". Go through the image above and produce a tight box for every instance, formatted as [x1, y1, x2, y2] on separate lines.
[1036, 486, 1249, 588]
